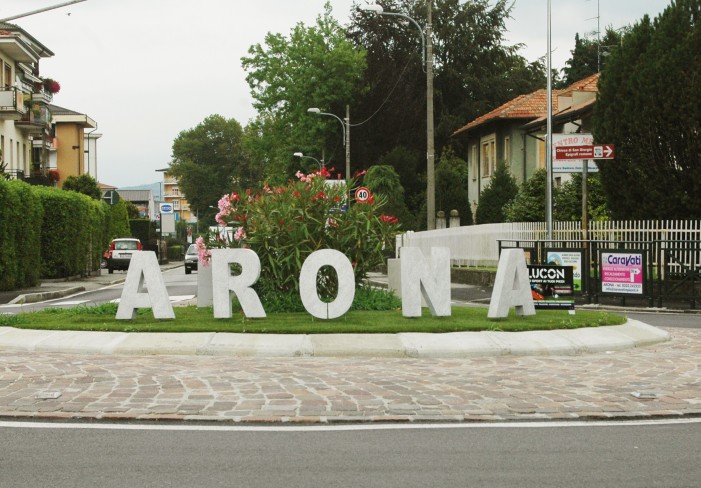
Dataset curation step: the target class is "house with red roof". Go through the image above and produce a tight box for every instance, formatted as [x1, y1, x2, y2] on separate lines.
[451, 73, 600, 216]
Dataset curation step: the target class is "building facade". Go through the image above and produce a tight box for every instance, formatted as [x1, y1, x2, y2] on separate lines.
[1, 22, 99, 187]
[452, 73, 600, 217]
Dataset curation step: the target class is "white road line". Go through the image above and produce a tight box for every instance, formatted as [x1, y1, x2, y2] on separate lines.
[1, 417, 699, 432]
[50, 300, 90, 306]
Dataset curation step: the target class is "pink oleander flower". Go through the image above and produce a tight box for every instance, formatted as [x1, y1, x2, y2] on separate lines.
[234, 226, 247, 242]
[195, 236, 211, 267]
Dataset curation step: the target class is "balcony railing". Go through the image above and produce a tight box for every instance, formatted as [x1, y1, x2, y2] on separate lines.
[0, 86, 28, 120]
[15, 103, 52, 133]
[1, 169, 26, 180]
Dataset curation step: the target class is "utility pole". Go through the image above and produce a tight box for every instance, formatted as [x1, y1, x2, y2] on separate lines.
[345, 104, 351, 203]
[426, 0, 436, 230]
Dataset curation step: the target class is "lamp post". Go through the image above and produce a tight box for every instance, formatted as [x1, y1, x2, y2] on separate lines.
[363, 2, 435, 230]
[307, 106, 350, 184]
[293, 152, 322, 171]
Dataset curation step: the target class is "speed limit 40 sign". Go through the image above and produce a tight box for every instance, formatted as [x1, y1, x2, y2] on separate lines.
[355, 186, 372, 202]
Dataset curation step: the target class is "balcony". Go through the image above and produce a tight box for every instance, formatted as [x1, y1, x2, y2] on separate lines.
[0, 86, 28, 120]
[15, 103, 52, 134]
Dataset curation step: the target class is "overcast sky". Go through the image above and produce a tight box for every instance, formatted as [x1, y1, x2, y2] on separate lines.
[3, 0, 671, 188]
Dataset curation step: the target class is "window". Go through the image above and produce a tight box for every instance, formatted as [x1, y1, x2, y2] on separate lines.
[537, 138, 546, 169]
[2, 62, 11, 88]
[471, 145, 478, 180]
[481, 135, 496, 178]
[172, 199, 180, 210]
[504, 136, 511, 163]
[172, 187, 180, 196]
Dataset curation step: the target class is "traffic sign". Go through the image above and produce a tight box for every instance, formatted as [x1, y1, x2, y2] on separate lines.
[593, 144, 614, 159]
[555, 144, 614, 160]
[355, 187, 371, 202]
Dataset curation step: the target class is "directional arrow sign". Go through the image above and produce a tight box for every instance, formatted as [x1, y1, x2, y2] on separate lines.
[593, 144, 614, 159]
[554, 144, 615, 160]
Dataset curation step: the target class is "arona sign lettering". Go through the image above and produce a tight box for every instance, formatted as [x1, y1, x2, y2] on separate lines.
[115, 248, 535, 321]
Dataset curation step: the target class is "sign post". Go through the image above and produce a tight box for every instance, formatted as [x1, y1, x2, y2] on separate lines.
[553, 135, 615, 246]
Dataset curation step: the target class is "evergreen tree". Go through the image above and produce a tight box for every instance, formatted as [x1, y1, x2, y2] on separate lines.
[554, 173, 610, 222]
[594, 0, 701, 219]
[435, 147, 472, 225]
[364, 165, 415, 229]
[504, 169, 557, 222]
[475, 161, 518, 224]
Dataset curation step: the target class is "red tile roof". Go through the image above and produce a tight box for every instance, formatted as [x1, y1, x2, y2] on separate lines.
[452, 73, 601, 137]
[452, 89, 560, 136]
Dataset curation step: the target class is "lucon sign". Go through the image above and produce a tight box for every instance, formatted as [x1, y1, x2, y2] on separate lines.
[115, 248, 537, 321]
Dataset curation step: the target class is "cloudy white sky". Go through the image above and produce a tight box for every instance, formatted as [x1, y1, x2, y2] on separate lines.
[3, 0, 671, 188]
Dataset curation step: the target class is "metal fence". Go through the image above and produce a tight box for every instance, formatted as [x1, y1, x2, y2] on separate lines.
[397, 220, 701, 309]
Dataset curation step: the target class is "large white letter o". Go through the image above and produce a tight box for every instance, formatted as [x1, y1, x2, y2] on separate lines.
[299, 249, 355, 319]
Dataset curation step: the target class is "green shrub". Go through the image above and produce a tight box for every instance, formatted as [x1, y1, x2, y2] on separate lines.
[0, 179, 43, 290]
[203, 169, 400, 299]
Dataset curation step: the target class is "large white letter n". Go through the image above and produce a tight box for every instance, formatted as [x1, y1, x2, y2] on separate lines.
[400, 247, 451, 317]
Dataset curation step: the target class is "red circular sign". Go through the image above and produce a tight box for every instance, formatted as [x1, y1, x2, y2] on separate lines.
[355, 187, 371, 202]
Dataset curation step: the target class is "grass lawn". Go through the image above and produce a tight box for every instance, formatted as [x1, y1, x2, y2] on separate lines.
[1, 303, 627, 334]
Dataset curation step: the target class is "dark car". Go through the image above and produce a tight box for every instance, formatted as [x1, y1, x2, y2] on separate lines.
[184, 243, 198, 274]
[105, 238, 142, 273]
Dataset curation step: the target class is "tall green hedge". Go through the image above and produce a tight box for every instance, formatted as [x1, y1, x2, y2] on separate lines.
[32, 186, 110, 279]
[0, 179, 43, 290]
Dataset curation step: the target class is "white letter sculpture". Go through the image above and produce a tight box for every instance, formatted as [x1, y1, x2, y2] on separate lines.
[211, 248, 265, 318]
[116, 251, 175, 320]
[488, 248, 535, 318]
[299, 249, 355, 319]
[400, 247, 451, 317]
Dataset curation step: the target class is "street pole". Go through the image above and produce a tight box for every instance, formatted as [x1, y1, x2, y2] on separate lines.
[546, 0, 554, 241]
[426, 1, 436, 230]
[345, 105, 351, 203]
[0, 0, 87, 22]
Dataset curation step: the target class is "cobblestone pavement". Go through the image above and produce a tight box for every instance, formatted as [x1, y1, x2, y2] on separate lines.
[1, 327, 699, 424]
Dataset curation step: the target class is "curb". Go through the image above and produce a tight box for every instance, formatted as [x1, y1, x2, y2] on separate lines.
[0, 320, 671, 358]
[9, 286, 87, 305]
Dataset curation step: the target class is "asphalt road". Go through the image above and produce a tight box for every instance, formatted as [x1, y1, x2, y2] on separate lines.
[1, 420, 699, 488]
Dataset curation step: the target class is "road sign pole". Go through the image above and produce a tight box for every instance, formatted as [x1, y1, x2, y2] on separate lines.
[582, 159, 589, 246]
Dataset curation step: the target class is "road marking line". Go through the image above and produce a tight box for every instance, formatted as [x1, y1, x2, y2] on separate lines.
[1, 417, 699, 432]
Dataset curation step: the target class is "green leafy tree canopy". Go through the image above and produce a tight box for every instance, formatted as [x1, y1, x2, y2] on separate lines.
[62, 174, 102, 200]
[169, 115, 250, 218]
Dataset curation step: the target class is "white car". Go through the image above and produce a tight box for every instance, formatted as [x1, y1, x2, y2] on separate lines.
[105, 238, 142, 273]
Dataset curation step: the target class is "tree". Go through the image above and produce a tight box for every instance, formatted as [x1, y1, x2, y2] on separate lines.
[125, 200, 142, 219]
[241, 3, 366, 182]
[504, 169, 557, 222]
[475, 161, 518, 224]
[560, 28, 624, 87]
[593, 0, 701, 219]
[168, 115, 251, 218]
[375, 145, 424, 216]
[364, 165, 415, 229]
[435, 147, 472, 226]
[347, 0, 546, 171]
[62, 174, 101, 200]
[554, 173, 610, 222]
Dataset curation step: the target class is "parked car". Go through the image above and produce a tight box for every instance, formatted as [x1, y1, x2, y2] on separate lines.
[184, 243, 198, 274]
[105, 238, 142, 273]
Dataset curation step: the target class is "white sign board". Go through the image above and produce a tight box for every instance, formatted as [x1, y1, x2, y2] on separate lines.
[161, 212, 176, 234]
[552, 133, 599, 173]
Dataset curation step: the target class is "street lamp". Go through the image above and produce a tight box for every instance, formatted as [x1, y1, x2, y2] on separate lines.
[363, 2, 436, 229]
[307, 106, 351, 187]
[293, 152, 322, 171]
